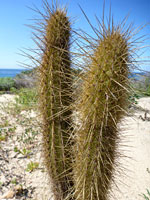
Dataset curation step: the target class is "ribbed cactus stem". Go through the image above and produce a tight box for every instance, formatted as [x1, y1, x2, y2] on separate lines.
[73, 30, 129, 200]
[39, 8, 73, 199]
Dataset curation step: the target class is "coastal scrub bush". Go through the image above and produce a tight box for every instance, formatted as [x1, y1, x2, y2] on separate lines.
[129, 72, 150, 97]
[14, 69, 37, 89]
[0, 77, 15, 91]
[15, 69, 34, 77]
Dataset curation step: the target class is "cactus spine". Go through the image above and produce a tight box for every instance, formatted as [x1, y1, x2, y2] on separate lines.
[39, 6, 73, 199]
[73, 24, 130, 200]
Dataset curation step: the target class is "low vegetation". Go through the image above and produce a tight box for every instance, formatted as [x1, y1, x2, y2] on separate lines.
[0, 68, 37, 93]
[0, 77, 15, 91]
[0, 80, 42, 199]
[129, 74, 150, 105]
[142, 189, 150, 200]
[12, 88, 38, 110]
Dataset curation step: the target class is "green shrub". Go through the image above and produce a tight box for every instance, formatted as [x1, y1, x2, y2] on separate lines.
[0, 77, 15, 91]
[130, 74, 150, 97]
[14, 68, 37, 89]
[15, 69, 34, 78]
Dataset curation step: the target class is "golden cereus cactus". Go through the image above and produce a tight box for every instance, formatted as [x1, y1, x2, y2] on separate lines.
[73, 21, 130, 200]
[39, 5, 73, 200]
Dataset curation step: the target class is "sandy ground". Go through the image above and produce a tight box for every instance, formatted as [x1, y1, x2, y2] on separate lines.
[0, 94, 53, 200]
[109, 97, 150, 200]
[0, 94, 150, 200]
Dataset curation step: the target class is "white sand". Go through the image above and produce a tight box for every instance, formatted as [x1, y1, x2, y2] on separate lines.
[0, 94, 16, 104]
[110, 97, 150, 200]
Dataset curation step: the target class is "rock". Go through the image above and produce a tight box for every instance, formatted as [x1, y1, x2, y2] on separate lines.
[0, 185, 23, 200]
[0, 190, 15, 199]
[14, 185, 23, 195]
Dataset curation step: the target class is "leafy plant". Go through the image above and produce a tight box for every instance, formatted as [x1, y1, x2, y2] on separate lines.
[142, 189, 150, 200]
[11, 178, 17, 185]
[26, 161, 39, 172]
[14, 146, 31, 157]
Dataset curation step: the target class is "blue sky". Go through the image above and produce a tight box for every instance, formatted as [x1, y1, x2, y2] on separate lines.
[0, 0, 149, 70]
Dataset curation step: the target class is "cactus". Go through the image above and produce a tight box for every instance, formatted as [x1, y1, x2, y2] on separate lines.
[39, 4, 73, 200]
[72, 20, 130, 200]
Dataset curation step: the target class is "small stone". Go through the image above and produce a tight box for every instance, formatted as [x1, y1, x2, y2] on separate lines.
[14, 185, 23, 194]
[0, 190, 15, 199]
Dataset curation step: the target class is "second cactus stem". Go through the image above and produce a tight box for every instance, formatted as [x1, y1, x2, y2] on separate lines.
[73, 27, 130, 200]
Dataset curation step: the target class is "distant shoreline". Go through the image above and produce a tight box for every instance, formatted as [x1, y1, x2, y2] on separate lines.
[0, 68, 26, 78]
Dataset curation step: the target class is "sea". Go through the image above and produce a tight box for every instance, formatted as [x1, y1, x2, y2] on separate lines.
[0, 68, 148, 80]
[0, 68, 25, 78]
